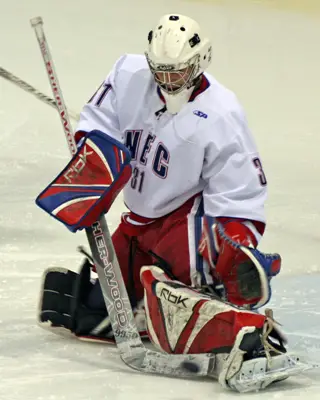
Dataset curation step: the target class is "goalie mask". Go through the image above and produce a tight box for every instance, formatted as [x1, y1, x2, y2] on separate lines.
[146, 14, 212, 114]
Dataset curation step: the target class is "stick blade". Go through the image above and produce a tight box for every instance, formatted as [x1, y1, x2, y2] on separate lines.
[121, 348, 212, 378]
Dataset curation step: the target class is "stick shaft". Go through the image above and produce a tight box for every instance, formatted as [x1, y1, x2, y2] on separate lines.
[30, 17, 77, 155]
[30, 14, 142, 355]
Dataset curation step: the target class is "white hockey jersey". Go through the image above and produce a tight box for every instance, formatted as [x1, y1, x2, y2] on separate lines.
[76, 54, 267, 223]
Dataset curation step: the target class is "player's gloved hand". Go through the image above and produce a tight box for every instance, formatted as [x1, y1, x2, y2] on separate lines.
[36, 130, 132, 232]
[199, 219, 281, 309]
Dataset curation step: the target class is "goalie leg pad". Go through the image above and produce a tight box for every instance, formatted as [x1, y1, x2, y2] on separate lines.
[39, 258, 148, 342]
[38, 260, 112, 339]
[39, 267, 78, 331]
[141, 266, 317, 392]
[140, 265, 267, 355]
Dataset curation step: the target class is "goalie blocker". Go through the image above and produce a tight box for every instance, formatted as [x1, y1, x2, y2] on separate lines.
[36, 130, 132, 232]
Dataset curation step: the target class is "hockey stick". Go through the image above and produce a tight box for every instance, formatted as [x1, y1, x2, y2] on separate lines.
[30, 16, 215, 378]
[0, 66, 79, 121]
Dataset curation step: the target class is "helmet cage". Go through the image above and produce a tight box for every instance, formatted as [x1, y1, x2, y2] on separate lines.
[146, 53, 200, 94]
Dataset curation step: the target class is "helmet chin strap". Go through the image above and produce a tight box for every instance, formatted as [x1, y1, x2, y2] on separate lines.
[160, 85, 195, 114]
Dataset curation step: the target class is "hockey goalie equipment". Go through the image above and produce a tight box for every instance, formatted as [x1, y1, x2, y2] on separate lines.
[36, 130, 132, 232]
[38, 258, 148, 342]
[38, 260, 318, 391]
[199, 218, 281, 309]
[140, 265, 318, 391]
[141, 265, 268, 354]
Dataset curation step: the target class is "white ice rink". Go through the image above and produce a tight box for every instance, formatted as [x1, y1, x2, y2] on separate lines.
[1, 0, 320, 398]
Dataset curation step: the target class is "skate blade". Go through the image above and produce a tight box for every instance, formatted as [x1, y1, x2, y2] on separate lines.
[232, 354, 319, 392]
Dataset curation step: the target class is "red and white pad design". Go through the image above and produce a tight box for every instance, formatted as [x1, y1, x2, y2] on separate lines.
[140, 266, 266, 354]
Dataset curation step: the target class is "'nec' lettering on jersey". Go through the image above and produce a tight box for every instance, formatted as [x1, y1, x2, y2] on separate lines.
[125, 130, 170, 179]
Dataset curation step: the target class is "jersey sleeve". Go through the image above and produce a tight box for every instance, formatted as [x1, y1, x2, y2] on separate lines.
[202, 113, 267, 224]
[75, 55, 127, 142]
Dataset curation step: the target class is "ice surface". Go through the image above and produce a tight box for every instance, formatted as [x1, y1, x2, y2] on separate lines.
[1, 0, 320, 399]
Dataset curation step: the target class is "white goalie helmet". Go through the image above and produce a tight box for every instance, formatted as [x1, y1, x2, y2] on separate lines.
[145, 14, 212, 114]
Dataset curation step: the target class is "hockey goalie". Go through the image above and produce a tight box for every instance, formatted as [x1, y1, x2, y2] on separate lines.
[36, 13, 315, 393]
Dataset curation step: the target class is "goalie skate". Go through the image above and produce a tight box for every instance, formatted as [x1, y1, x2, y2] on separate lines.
[218, 324, 319, 392]
[226, 351, 317, 392]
